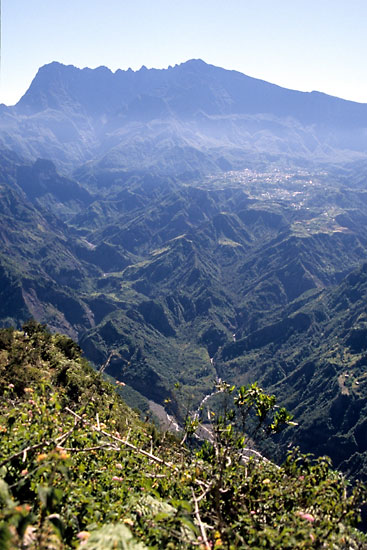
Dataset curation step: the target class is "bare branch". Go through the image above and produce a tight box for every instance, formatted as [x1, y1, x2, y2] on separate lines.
[57, 444, 119, 453]
[0, 442, 46, 468]
[191, 488, 211, 550]
[0, 411, 85, 467]
[64, 407, 176, 469]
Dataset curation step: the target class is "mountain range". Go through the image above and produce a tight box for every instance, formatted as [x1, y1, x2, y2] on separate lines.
[2, 59, 367, 177]
[1, 60, 367, 480]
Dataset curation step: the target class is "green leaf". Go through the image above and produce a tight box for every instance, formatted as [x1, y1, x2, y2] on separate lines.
[82, 524, 148, 550]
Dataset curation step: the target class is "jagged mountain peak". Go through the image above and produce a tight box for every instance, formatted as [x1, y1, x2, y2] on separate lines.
[175, 58, 210, 70]
[1, 59, 366, 174]
[16, 58, 367, 122]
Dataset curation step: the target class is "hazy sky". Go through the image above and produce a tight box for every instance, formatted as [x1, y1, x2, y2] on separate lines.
[1, 0, 367, 105]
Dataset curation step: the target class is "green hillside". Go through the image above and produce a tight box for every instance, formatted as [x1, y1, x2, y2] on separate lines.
[216, 261, 367, 481]
[0, 323, 366, 549]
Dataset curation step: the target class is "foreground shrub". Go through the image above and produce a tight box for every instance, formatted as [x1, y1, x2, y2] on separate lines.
[0, 325, 366, 549]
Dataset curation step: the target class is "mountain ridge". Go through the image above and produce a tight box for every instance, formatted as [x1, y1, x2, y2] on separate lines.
[16, 58, 367, 117]
[2, 59, 367, 174]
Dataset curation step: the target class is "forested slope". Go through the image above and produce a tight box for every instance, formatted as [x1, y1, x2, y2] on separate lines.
[0, 323, 366, 549]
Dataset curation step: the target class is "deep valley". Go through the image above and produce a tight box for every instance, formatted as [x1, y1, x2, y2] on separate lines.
[1, 60, 367, 483]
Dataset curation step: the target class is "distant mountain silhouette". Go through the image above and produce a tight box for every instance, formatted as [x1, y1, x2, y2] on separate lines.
[1, 59, 367, 174]
[15, 60, 367, 125]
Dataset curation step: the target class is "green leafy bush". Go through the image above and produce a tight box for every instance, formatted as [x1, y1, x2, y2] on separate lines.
[0, 325, 366, 549]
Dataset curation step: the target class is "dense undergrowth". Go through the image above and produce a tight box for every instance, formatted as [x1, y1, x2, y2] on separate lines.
[0, 322, 366, 549]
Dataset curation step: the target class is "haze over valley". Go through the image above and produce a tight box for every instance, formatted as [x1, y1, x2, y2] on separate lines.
[1, 59, 367, 485]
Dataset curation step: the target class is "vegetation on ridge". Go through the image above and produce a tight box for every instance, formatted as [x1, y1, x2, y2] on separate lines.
[0, 323, 366, 549]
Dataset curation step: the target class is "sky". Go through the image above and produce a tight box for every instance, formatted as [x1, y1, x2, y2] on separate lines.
[1, 0, 367, 106]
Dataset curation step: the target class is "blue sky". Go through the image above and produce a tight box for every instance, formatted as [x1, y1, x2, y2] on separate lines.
[1, 0, 367, 105]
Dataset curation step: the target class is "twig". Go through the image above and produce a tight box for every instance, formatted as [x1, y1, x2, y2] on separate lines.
[54, 415, 84, 447]
[0, 409, 87, 467]
[195, 479, 210, 490]
[191, 488, 211, 550]
[0, 442, 47, 468]
[64, 407, 177, 469]
[240, 447, 280, 468]
[197, 480, 214, 503]
[8, 465, 40, 489]
[0, 412, 86, 467]
[58, 444, 119, 453]
[99, 351, 119, 374]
